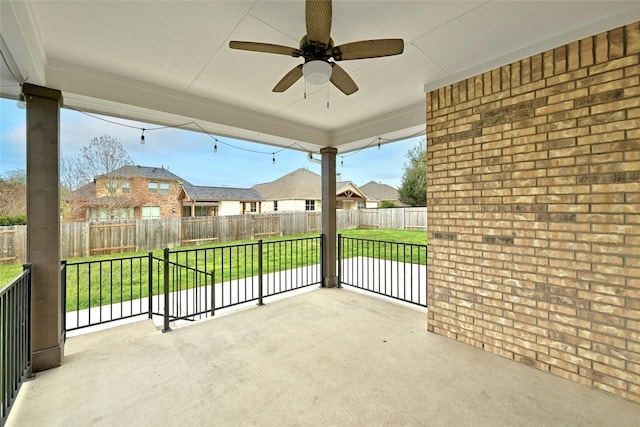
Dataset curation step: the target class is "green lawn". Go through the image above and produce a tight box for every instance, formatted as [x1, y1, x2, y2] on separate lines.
[1, 229, 427, 310]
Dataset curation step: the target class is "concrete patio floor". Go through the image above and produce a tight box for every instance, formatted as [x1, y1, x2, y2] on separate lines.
[8, 288, 640, 426]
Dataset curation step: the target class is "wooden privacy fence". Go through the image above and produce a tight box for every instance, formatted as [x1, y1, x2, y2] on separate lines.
[1, 207, 426, 264]
[0, 226, 26, 265]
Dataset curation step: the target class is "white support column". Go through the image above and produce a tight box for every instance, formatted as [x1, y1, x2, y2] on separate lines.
[320, 147, 338, 288]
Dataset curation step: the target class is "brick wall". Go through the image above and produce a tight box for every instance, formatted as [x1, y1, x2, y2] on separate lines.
[426, 22, 640, 402]
[94, 176, 182, 219]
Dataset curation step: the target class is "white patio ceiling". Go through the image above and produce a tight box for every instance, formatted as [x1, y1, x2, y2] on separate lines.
[2, 1, 639, 154]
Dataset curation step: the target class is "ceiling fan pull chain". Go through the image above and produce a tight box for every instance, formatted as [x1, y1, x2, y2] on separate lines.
[326, 83, 330, 109]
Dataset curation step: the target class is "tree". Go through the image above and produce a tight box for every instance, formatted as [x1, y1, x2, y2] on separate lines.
[61, 135, 134, 221]
[61, 135, 134, 191]
[0, 169, 26, 216]
[398, 139, 426, 206]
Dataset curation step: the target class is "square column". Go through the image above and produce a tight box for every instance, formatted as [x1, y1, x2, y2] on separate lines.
[23, 83, 64, 371]
[320, 147, 338, 288]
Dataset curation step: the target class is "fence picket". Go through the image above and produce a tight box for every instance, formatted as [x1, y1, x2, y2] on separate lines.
[0, 207, 426, 264]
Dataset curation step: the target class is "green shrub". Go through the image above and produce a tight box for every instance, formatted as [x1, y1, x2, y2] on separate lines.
[379, 201, 396, 208]
[0, 214, 27, 226]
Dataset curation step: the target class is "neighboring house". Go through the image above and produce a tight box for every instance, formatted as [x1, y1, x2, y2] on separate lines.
[359, 181, 405, 208]
[65, 165, 187, 222]
[252, 168, 369, 212]
[179, 184, 263, 217]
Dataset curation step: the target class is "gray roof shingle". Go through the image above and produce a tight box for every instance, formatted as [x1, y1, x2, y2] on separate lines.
[99, 165, 190, 184]
[360, 181, 401, 202]
[252, 168, 321, 200]
[182, 184, 262, 201]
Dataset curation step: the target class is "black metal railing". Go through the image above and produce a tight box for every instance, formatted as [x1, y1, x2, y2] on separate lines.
[155, 236, 323, 330]
[63, 236, 323, 332]
[338, 235, 427, 307]
[1, 264, 32, 425]
[63, 254, 151, 331]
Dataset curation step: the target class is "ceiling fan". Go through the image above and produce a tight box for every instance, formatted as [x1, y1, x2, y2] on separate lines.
[229, 0, 404, 95]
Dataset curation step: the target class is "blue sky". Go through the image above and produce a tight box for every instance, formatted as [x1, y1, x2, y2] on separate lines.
[0, 97, 421, 188]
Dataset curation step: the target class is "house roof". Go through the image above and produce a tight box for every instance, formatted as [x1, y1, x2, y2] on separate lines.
[98, 165, 190, 184]
[65, 181, 96, 200]
[336, 182, 367, 201]
[181, 184, 262, 202]
[252, 168, 322, 200]
[360, 181, 401, 202]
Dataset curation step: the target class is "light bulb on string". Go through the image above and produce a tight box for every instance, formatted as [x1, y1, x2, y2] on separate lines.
[213, 142, 218, 153]
[140, 129, 145, 145]
[340, 157, 344, 167]
[272, 153, 276, 165]
[17, 92, 26, 109]
[377, 139, 381, 150]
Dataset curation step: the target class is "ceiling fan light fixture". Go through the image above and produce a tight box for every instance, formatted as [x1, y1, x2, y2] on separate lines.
[303, 60, 331, 85]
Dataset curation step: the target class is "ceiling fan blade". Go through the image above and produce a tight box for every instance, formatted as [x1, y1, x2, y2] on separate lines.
[330, 63, 358, 95]
[273, 65, 304, 92]
[229, 41, 301, 57]
[332, 39, 404, 61]
[305, 0, 332, 45]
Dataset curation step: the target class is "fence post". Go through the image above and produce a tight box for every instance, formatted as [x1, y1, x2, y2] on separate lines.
[320, 233, 325, 288]
[147, 251, 153, 319]
[337, 234, 342, 288]
[59, 260, 66, 342]
[162, 248, 171, 333]
[257, 240, 264, 306]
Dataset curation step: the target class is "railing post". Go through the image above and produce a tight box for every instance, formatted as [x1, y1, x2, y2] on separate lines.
[147, 251, 153, 319]
[337, 234, 342, 288]
[162, 248, 171, 333]
[257, 240, 264, 306]
[23, 263, 33, 378]
[210, 270, 215, 316]
[320, 233, 325, 288]
[59, 261, 66, 343]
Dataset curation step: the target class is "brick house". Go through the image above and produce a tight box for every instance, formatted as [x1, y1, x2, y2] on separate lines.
[65, 165, 185, 221]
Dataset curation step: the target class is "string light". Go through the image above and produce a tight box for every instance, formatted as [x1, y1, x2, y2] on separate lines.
[17, 91, 26, 109]
[62, 104, 425, 166]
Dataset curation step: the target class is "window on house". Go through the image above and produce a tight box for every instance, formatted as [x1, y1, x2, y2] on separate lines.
[249, 202, 257, 212]
[160, 183, 170, 194]
[273, 201, 278, 212]
[357, 201, 365, 209]
[121, 181, 131, 194]
[305, 200, 315, 211]
[141, 206, 161, 219]
[148, 182, 158, 194]
[194, 206, 209, 216]
[90, 207, 133, 222]
[106, 181, 117, 194]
